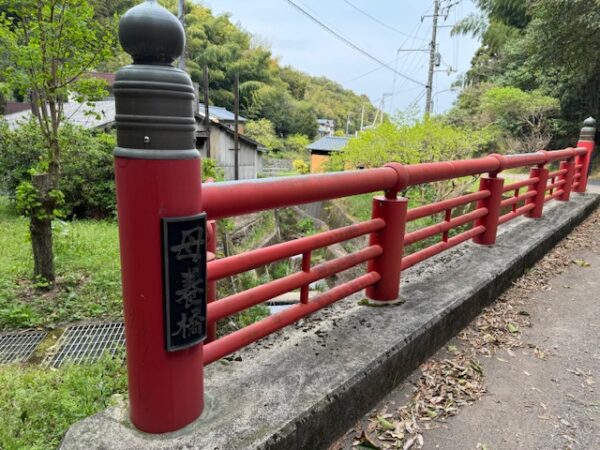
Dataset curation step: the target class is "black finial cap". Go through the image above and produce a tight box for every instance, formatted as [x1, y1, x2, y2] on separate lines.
[579, 117, 596, 141]
[119, 0, 185, 65]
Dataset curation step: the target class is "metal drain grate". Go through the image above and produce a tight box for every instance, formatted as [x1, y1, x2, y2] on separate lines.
[43, 322, 125, 368]
[0, 331, 47, 364]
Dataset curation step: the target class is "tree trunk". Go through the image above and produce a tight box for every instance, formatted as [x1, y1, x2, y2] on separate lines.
[30, 174, 55, 283]
[30, 215, 54, 283]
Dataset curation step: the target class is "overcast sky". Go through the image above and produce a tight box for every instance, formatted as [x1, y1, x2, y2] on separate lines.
[199, 0, 481, 117]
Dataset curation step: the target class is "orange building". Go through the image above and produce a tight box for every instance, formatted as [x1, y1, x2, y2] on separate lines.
[308, 136, 350, 173]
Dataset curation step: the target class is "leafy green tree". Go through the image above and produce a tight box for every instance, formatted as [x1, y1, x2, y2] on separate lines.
[244, 118, 281, 151]
[479, 86, 559, 152]
[335, 118, 492, 169]
[247, 85, 317, 137]
[452, 0, 600, 147]
[331, 118, 494, 201]
[452, 0, 529, 60]
[0, 0, 114, 283]
[284, 134, 310, 155]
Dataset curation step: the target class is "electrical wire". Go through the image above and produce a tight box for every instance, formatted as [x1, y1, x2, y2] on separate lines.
[284, 0, 426, 87]
[343, 18, 427, 87]
[408, 89, 427, 110]
[342, 55, 403, 85]
[339, 0, 429, 42]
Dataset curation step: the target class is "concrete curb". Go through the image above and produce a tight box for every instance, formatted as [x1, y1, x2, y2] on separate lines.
[60, 194, 600, 450]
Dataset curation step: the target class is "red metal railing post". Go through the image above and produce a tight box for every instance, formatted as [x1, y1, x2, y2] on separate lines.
[365, 195, 408, 302]
[558, 159, 576, 201]
[300, 251, 311, 304]
[113, 2, 204, 433]
[207, 220, 217, 342]
[574, 117, 596, 193]
[472, 176, 504, 245]
[526, 165, 550, 218]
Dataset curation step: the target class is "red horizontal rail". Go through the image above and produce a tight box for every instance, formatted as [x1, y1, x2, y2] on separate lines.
[404, 208, 488, 246]
[548, 169, 568, 178]
[503, 178, 538, 192]
[498, 152, 547, 169]
[545, 190, 564, 202]
[203, 271, 381, 365]
[500, 190, 537, 208]
[401, 226, 486, 270]
[546, 179, 566, 191]
[207, 245, 382, 323]
[406, 191, 490, 222]
[498, 203, 535, 225]
[202, 168, 399, 220]
[545, 147, 586, 162]
[207, 219, 385, 282]
[404, 158, 500, 185]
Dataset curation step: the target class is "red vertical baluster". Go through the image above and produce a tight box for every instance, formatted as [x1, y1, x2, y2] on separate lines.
[365, 194, 408, 303]
[473, 175, 504, 245]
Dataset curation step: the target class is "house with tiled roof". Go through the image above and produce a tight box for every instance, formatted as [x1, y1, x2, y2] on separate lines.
[307, 135, 350, 173]
[195, 103, 265, 180]
[2, 99, 265, 180]
[3, 100, 116, 131]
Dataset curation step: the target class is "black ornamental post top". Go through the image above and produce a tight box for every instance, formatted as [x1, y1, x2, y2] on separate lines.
[580, 117, 597, 142]
[119, 0, 184, 65]
[114, 0, 198, 160]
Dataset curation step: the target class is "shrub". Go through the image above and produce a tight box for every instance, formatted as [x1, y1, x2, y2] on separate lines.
[202, 157, 225, 182]
[0, 119, 116, 219]
[292, 159, 309, 174]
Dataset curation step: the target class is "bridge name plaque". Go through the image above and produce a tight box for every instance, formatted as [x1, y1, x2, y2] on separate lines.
[161, 213, 207, 351]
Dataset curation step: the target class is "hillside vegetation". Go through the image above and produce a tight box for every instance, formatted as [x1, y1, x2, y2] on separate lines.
[93, 0, 378, 138]
[448, 0, 600, 151]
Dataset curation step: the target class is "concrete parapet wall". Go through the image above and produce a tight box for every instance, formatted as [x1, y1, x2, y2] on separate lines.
[61, 194, 600, 450]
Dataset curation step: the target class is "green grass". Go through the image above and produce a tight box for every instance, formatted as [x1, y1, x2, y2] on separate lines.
[0, 354, 127, 450]
[0, 197, 123, 330]
[503, 166, 530, 175]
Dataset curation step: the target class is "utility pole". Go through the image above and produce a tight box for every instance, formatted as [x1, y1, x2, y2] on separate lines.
[203, 66, 211, 158]
[373, 94, 392, 127]
[345, 112, 352, 135]
[233, 73, 240, 181]
[360, 104, 365, 132]
[177, 0, 186, 71]
[395, 1, 456, 116]
[425, 0, 441, 116]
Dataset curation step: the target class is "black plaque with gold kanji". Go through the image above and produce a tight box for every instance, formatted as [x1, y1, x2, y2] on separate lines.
[162, 213, 207, 351]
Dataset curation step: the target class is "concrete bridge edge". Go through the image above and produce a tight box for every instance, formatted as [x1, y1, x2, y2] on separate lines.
[60, 194, 600, 450]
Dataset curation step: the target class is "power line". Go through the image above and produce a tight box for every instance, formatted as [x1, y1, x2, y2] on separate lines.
[372, 85, 422, 105]
[342, 56, 402, 85]
[389, 20, 429, 112]
[284, 0, 426, 87]
[342, 21, 428, 87]
[339, 0, 428, 42]
[408, 89, 427, 109]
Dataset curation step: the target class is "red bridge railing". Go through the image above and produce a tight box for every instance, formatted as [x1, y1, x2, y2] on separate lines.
[201, 131, 595, 371]
[112, 3, 597, 436]
[118, 112, 595, 433]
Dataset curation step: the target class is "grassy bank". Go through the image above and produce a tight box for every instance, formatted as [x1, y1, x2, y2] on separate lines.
[0, 354, 126, 450]
[0, 197, 122, 330]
